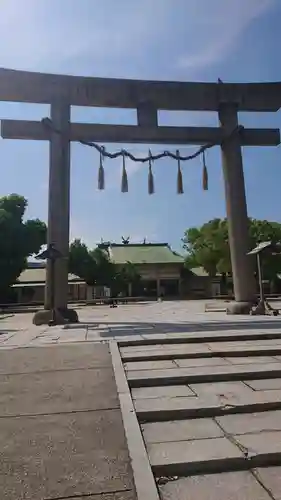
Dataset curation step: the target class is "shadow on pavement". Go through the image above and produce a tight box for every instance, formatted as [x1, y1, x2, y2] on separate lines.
[68, 318, 281, 336]
[0, 329, 17, 335]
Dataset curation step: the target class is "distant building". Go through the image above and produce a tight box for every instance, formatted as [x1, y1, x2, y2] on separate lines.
[99, 242, 185, 298]
[10, 244, 229, 305]
[184, 267, 224, 298]
[12, 262, 86, 304]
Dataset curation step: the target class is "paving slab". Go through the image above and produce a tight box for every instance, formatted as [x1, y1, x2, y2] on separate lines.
[207, 344, 281, 355]
[142, 418, 223, 444]
[234, 430, 281, 458]
[190, 381, 254, 399]
[121, 345, 166, 353]
[0, 343, 137, 500]
[246, 378, 281, 391]
[235, 430, 281, 458]
[0, 343, 112, 374]
[0, 411, 134, 499]
[0, 328, 39, 347]
[69, 494, 135, 500]
[0, 367, 119, 416]
[217, 409, 281, 435]
[225, 356, 277, 365]
[134, 389, 281, 421]
[121, 344, 211, 354]
[132, 385, 195, 400]
[208, 339, 281, 349]
[147, 436, 243, 476]
[127, 362, 281, 387]
[125, 360, 176, 371]
[113, 335, 144, 343]
[254, 467, 281, 500]
[175, 357, 230, 367]
[159, 471, 273, 500]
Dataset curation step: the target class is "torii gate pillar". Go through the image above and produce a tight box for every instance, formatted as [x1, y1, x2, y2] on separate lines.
[34, 100, 78, 325]
[219, 103, 256, 313]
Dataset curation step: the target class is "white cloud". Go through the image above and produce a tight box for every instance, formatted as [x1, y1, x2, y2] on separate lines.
[0, 0, 275, 76]
[0, 0, 169, 71]
[178, 0, 275, 69]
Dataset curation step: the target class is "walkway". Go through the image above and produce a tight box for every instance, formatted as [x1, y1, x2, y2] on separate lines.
[0, 342, 136, 500]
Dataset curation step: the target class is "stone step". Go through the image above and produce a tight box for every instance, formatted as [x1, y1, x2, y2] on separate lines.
[216, 409, 281, 436]
[122, 346, 281, 362]
[148, 436, 244, 476]
[127, 362, 281, 387]
[119, 329, 281, 348]
[189, 380, 257, 399]
[132, 384, 195, 400]
[142, 417, 224, 444]
[147, 431, 281, 476]
[134, 388, 281, 422]
[121, 340, 281, 363]
[121, 343, 210, 357]
[125, 356, 279, 372]
[122, 350, 281, 362]
[142, 410, 281, 446]
[125, 357, 231, 372]
[133, 380, 252, 401]
[159, 471, 275, 500]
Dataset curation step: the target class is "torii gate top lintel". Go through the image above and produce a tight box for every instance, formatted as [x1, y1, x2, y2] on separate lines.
[0, 67, 280, 112]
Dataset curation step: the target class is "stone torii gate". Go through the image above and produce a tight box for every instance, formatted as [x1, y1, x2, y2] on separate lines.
[0, 68, 280, 324]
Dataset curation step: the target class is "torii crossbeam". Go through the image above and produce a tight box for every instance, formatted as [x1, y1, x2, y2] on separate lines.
[0, 68, 280, 323]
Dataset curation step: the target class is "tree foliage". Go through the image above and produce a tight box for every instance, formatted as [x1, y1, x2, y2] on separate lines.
[183, 219, 230, 276]
[69, 240, 141, 294]
[68, 239, 115, 286]
[0, 194, 46, 298]
[183, 218, 281, 280]
[114, 261, 141, 294]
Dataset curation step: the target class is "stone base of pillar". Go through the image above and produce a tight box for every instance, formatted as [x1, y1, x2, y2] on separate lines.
[33, 307, 79, 326]
[226, 301, 254, 315]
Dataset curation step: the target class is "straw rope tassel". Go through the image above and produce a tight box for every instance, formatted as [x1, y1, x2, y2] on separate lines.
[98, 149, 105, 190]
[202, 151, 208, 191]
[176, 150, 184, 194]
[148, 150, 154, 194]
[121, 152, 128, 192]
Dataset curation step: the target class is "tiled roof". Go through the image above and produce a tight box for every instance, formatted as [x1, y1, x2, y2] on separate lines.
[190, 267, 209, 277]
[16, 268, 80, 284]
[107, 244, 184, 265]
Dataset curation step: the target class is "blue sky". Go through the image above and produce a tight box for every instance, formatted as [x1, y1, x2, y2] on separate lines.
[0, 0, 281, 251]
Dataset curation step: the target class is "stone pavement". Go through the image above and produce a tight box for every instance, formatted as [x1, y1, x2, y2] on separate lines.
[2, 300, 281, 499]
[0, 342, 137, 500]
[1, 299, 281, 348]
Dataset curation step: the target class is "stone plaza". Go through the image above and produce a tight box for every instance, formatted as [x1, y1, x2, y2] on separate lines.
[2, 299, 281, 347]
[2, 300, 281, 499]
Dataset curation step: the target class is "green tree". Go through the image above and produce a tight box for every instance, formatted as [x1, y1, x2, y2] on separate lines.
[182, 218, 281, 287]
[0, 194, 46, 300]
[69, 239, 115, 287]
[115, 261, 141, 295]
[249, 219, 281, 285]
[182, 219, 230, 276]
